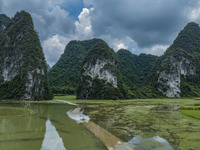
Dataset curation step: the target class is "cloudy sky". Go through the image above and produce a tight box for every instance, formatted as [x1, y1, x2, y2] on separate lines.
[0, 0, 200, 66]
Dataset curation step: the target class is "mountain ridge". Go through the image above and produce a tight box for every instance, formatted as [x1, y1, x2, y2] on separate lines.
[49, 21, 200, 98]
[0, 11, 53, 100]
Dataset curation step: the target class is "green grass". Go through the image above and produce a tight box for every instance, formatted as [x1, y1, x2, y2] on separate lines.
[0, 99, 56, 104]
[180, 110, 200, 119]
[54, 95, 117, 104]
[179, 105, 200, 119]
[54, 95, 200, 106]
[180, 105, 200, 110]
[54, 95, 76, 101]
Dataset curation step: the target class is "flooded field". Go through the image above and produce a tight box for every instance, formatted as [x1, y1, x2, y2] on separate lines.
[78, 98, 200, 150]
[1, 97, 200, 150]
[0, 103, 106, 150]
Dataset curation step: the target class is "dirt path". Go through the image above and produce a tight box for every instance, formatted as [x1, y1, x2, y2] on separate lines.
[55, 99, 133, 150]
[82, 121, 132, 150]
[55, 99, 78, 106]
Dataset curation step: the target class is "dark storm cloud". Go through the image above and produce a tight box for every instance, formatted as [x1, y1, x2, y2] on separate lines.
[90, 0, 199, 47]
[32, 6, 75, 41]
[1, 0, 200, 65]
[0, 1, 3, 13]
[0, 0, 75, 41]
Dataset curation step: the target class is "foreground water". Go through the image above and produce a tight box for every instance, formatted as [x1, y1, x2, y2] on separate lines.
[0, 103, 106, 150]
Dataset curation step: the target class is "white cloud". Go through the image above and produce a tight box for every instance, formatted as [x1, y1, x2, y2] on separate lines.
[0, 0, 62, 17]
[117, 43, 128, 50]
[43, 34, 69, 67]
[188, 2, 200, 21]
[142, 44, 169, 56]
[42, 7, 95, 66]
[0, 0, 75, 41]
[1, 0, 200, 66]
[33, 5, 75, 41]
[190, 9, 200, 21]
[75, 8, 93, 39]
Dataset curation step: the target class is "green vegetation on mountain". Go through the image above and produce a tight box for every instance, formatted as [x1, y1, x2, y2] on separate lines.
[48, 38, 103, 94]
[150, 22, 200, 98]
[0, 11, 53, 100]
[116, 49, 158, 88]
[77, 41, 133, 99]
[116, 49, 163, 98]
[171, 22, 200, 54]
[49, 39, 158, 98]
[176, 23, 200, 97]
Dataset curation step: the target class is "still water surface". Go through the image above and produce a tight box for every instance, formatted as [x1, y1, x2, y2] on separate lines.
[0, 103, 106, 150]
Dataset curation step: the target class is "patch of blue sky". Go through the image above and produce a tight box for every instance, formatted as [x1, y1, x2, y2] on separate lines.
[60, 0, 92, 21]
[128, 41, 141, 55]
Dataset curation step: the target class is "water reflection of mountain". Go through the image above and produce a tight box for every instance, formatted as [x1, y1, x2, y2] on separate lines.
[41, 119, 66, 150]
[0, 104, 106, 150]
[48, 104, 106, 150]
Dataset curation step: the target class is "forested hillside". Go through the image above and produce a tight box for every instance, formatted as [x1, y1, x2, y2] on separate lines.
[48, 39, 103, 94]
[77, 41, 132, 99]
[116, 49, 158, 89]
[0, 11, 53, 100]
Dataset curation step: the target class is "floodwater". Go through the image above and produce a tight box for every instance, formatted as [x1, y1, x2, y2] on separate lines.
[0, 103, 106, 150]
[127, 135, 174, 150]
[85, 103, 177, 150]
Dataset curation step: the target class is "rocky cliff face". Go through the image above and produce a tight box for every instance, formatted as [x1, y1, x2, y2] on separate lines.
[157, 50, 195, 97]
[77, 41, 129, 100]
[82, 58, 118, 88]
[0, 11, 53, 100]
[156, 22, 200, 98]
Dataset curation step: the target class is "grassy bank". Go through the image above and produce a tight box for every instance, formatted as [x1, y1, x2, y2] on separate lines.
[180, 110, 200, 119]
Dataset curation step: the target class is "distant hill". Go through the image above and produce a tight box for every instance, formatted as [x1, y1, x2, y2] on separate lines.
[48, 38, 104, 94]
[0, 11, 53, 100]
